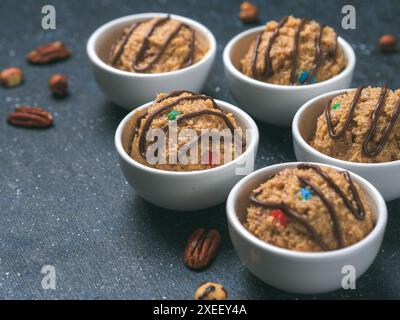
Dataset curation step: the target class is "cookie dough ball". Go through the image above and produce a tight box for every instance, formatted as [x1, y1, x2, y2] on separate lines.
[129, 91, 244, 172]
[245, 164, 375, 252]
[311, 86, 400, 163]
[194, 282, 227, 300]
[109, 16, 208, 73]
[240, 15, 347, 85]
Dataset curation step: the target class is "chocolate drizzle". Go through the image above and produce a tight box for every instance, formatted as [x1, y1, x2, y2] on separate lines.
[160, 109, 236, 133]
[109, 23, 140, 66]
[325, 86, 364, 139]
[303, 25, 326, 84]
[251, 17, 338, 84]
[249, 163, 367, 251]
[110, 16, 195, 72]
[251, 16, 288, 79]
[325, 85, 400, 158]
[298, 164, 365, 220]
[290, 18, 306, 84]
[135, 92, 237, 157]
[362, 85, 400, 157]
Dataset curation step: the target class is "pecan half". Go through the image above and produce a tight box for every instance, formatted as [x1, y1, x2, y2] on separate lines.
[26, 41, 71, 64]
[183, 228, 221, 270]
[7, 106, 53, 128]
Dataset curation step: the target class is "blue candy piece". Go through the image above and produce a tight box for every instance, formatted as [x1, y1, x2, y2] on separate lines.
[300, 187, 313, 200]
[298, 70, 315, 85]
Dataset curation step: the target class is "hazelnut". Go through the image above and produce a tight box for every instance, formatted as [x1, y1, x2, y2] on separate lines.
[379, 34, 397, 53]
[239, 1, 259, 24]
[49, 73, 68, 96]
[194, 282, 227, 300]
[0, 67, 23, 88]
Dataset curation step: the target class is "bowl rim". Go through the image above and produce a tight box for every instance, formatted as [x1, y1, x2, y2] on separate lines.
[86, 12, 217, 78]
[222, 25, 356, 90]
[292, 88, 400, 168]
[226, 161, 387, 259]
[114, 98, 259, 176]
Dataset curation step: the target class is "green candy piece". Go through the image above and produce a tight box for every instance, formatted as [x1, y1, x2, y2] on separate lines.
[331, 102, 342, 110]
[168, 110, 180, 120]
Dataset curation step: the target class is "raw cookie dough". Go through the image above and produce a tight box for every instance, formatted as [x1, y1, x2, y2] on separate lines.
[310, 86, 400, 163]
[245, 164, 375, 252]
[240, 15, 347, 85]
[109, 16, 208, 73]
[129, 91, 244, 171]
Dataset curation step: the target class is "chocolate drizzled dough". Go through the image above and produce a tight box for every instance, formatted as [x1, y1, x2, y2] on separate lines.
[109, 16, 195, 72]
[249, 164, 367, 251]
[325, 85, 400, 158]
[298, 163, 365, 220]
[290, 18, 306, 84]
[251, 16, 288, 79]
[109, 23, 140, 66]
[303, 24, 326, 84]
[325, 86, 364, 139]
[362, 85, 400, 157]
[250, 16, 338, 84]
[134, 91, 238, 158]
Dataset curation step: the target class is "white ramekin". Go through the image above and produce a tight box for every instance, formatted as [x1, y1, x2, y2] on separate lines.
[223, 26, 355, 127]
[292, 88, 400, 202]
[87, 13, 217, 109]
[226, 162, 387, 294]
[115, 99, 259, 211]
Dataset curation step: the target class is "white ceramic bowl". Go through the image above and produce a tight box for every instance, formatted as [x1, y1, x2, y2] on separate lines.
[115, 99, 259, 211]
[293, 88, 400, 202]
[87, 13, 217, 109]
[223, 26, 355, 127]
[226, 162, 387, 294]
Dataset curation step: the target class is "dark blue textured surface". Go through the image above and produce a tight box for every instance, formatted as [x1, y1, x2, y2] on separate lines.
[0, 0, 399, 299]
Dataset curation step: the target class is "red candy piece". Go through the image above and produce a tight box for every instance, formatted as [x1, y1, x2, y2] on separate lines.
[271, 209, 288, 226]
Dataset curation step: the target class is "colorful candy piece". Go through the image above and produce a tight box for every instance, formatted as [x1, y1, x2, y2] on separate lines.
[298, 70, 315, 85]
[331, 102, 342, 110]
[168, 110, 180, 120]
[271, 209, 288, 226]
[300, 187, 313, 200]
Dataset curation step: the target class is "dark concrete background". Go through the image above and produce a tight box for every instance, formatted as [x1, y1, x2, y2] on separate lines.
[0, 0, 399, 299]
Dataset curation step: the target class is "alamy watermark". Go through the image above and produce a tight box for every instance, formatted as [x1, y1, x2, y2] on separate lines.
[142, 123, 254, 175]
[41, 5, 56, 30]
[41, 265, 56, 290]
[341, 265, 356, 290]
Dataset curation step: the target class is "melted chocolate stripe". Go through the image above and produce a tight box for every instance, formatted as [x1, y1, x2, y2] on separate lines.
[342, 171, 366, 220]
[330, 33, 338, 60]
[251, 33, 263, 78]
[249, 194, 330, 251]
[109, 22, 141, 66]
[304, 24, 326, 84]
[297, 163, 365, 220]
[162, 110, 235, 131]
[325, 86, 364, 139]
[290, 18, 306, 84]
[298, 176, 345, 248]
[180, 27, 195, 68]
[132, 16, 170, 71]
[362, 85, 400, 157]
[251, 16, 288, 79]
[138, 94, 225, 156]
[326, 85, 400, 158]
[132, 17, 195, 72]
